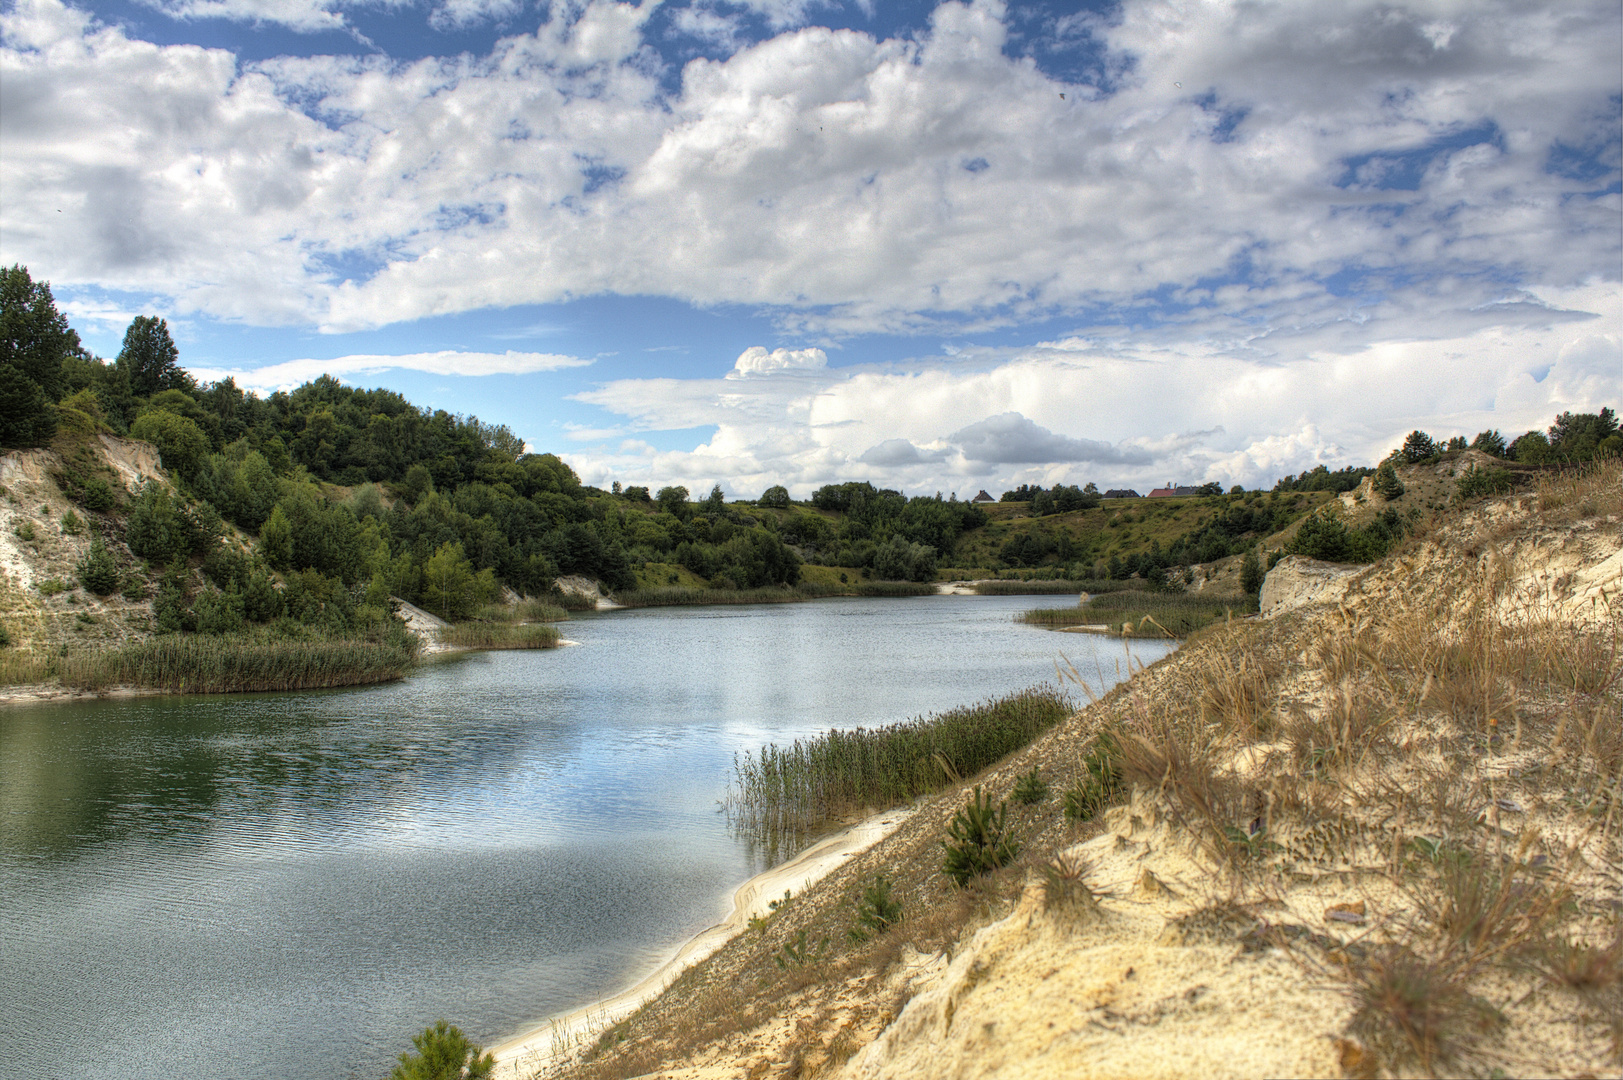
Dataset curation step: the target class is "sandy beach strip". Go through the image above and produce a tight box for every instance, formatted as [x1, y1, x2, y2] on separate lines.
[488, 807, 913, 1078]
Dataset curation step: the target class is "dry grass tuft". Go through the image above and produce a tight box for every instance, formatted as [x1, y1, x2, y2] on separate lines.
[1343, 942, 1505, 1078]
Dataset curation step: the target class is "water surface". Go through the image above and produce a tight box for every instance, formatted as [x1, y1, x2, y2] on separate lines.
[0, 595, 1172, 1079]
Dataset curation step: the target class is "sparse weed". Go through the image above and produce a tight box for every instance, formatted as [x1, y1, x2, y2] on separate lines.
[774, 928, 830, 971]
[1040, 854, 1102, 916]
[1343, 943, 1505, 1078]
[1062, 732, 1122, 822]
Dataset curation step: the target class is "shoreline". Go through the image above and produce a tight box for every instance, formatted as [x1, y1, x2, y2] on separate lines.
[488, 807, 913, 1078]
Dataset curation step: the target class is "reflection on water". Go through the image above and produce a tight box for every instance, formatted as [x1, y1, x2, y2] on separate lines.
[0, 596, 1172, 1079]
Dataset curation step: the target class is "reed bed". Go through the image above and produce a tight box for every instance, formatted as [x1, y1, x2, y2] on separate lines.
[1074, 590, 1246, 638]
[437, 623, 561, 650]
[613, 585, 812, 607]
[474, 600, 568, 623]
[54, 633, 418, 694]
[727, 688, 1071, 850]
[973, 579, 1102, 595]
[850, 581, 936, 597]
[1019, 608, 1106, 626]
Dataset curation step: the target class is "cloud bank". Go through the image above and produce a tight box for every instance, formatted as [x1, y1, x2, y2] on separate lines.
[189, 349, 590, 392]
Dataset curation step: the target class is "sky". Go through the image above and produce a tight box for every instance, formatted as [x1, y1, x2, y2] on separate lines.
[2, 0, 1619, 499]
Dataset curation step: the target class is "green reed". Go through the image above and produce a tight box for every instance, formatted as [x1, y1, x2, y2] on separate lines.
[727, 688, 1071, 854]
[973, 578, 1144, 595]
[437, 623, 561, 650]
[1072, 590, 1246, 638]
[54, 633, 418, 694]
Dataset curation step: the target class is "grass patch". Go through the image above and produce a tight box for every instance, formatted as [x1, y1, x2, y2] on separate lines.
[473, 600, 568, 623]
[971, 579, 1086, 595]
[614, 585, 814, 607]
[849, 580, 936, 597]
[728, 688, 1071, 847]
[437, 623, 561, 650]
[1020, 608, 1103, 626]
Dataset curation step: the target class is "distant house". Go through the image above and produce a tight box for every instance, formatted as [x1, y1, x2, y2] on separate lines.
[1101, 489, 1140, 499]
[971, 490, 995, 503]
[1147, 484, 1204, 498]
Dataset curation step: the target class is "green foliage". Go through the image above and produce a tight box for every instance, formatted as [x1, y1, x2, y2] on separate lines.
[125, 483, 199, 564]
[1064, 733, 1122, 822]
[76, 537, 120, 595]
[14, 520, 35, 543]
[656, 485, 691, 519]
[1455, 464, 1515, 501]
[1400, 430, 1439, 463]
[1470, 429, 1507, 457]
[391, 1020, 494, 1080]
[848, 875, 904, 943]
[422, 540, 495, 619]
[258, 504, 294, 569]
[130, 409, 211, 480]
[1288, 507, 1406, 564]
[758, 484, 790, 509]
[942, 786, 1020, 887]
[1271, 465, 1373, 493]
[59, 509, 84, 535]
[116, 316, 191, 397]
[871, 533, 936, 582]
[1547, 407, 1621, 462]
[0, 265, 77, 448]
[1012, 767, 1050, 804]
[1239, 548, 1262, 595]
[1373, 460, 1405, 500]
[1510, 430, 1551, 464]
[37, 577, 69, 597]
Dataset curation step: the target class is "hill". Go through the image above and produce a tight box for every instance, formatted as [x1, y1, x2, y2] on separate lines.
[511, 459, 1621, 1080]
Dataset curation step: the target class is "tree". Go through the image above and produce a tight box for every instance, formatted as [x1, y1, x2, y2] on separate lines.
[1239, 548, 1263, 596]
[1509, 430, 1551, 464]
[422, 540, 477, 619]
[1470, 429, 1507, 457]
[1372, 460, 1404, 500]
[758, 484, 790, 509]
[1, 265, 78, 447]
[258, 505, 294, 569]
[1399, 430, 1437, 464]
[77, 537, 120, 595]
[656, 485, 690, 519]
[392, 1020, 494, 1080]
[117, 316, 191, 397]
[702, 483, 726, 516]
[130, 410, 210, 480]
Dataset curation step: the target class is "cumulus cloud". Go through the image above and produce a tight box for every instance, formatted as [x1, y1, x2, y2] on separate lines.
[188, 349, 590, 392]
[858, 438, 946, 466]
[949, 412, 1149, 465]
[729, 345, 828, 377]
[2, 0, 1615, 337]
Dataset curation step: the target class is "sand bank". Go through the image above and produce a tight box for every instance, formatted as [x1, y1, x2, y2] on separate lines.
[488, 808, 913, 1078]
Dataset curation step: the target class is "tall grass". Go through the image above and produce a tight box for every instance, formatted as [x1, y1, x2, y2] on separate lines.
[474, 600, 568, 623]
[1073, 590, 1248, 638]
[54, 633, 418, 694]
[973, 579, 1141, 595]
[437, 623, 561, 650]
[850, 581, 936, 597]
[1020, 609, 1105, 626]
[727, 688, 1071, 853]
[613, 581, 935, 607]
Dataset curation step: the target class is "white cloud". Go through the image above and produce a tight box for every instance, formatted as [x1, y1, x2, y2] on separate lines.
[2, 0, 1614, 338]
[564, 280, 1621, 496]
[728, 344, 828, 377]
[188, 349, 590, 391]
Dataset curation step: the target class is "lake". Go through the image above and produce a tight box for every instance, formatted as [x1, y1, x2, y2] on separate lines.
[0, 595, 1173, 1079]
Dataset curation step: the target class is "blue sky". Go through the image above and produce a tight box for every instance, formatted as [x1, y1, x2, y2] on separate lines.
[2, 0, 1619, 497]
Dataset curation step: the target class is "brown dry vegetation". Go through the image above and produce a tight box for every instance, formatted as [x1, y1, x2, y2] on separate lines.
[522, 459, 1620, 1080]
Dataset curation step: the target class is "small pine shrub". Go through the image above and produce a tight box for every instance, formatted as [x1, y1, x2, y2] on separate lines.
[77, 537, 120, 596]
[848, 875, 903, 943]
[942, 786, 1020, 887]
[774, 928, 830, 970]
[60, 509, 84, 535]
[391, 1020, 494, 1080]
[1373, 461, 1405, 500]
[37, 578, 68, 597]
[1012, 768, 1050, 805]
[14, 521, 36, 543]
[1456, 464, 1514, 501]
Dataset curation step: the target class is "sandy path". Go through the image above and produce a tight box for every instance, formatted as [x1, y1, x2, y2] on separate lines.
[489, 808, 913, 1078]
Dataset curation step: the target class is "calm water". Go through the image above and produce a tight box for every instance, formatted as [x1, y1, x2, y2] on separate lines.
[0, 596, 1172, 1080]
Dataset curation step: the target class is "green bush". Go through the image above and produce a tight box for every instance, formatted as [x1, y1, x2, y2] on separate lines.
[942, 786, 1020, 887]
[1239, 548, 1263, 595]
[1373, 460, 1404, 500]
[76, 537, 119, 595]
[60, 509, 84, 535]
[1400, 430, 1438, 463]
[1455, 464, 1514, 501]
[1012, 767, 1050, 805]
[391, 1020, 494, 1080]
[848, 875, 904, 943]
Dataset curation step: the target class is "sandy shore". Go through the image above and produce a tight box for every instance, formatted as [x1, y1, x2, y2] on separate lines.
[0, 683, 166, 707]
[488, 807, 913, 1078]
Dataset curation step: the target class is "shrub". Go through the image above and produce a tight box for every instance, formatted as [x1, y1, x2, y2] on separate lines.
[1012, 767, 1050, 804]
[1373, 460, 1404, 500]
[14, 520, 35, 542]
[848, 875, 904, 943]
[942, 786, 1020, 887]
[77, 537, 120, 595]
[1239, 548, 1262, 595]
[391, 1020, 494, 1080]
[60, 509, 84, 535]
[1455, 464, 1514, 501]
